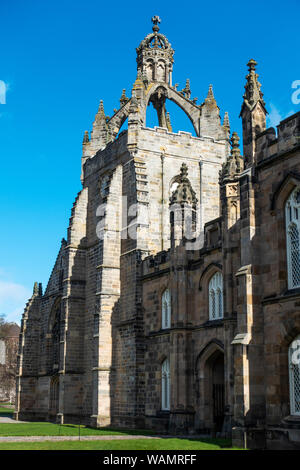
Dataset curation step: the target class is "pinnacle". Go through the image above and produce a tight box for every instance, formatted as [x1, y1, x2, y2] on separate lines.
[97, 100, 105, 116]
[231, 131, 240, 150]
[120, 89, 129, 107]
[223, 112, 230, 130]
[207, 84, 214, 99]
[83, 130, 89, 143]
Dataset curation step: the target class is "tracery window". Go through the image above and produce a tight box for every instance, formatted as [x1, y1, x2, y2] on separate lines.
[52, 303, 61, 367]
[161, 358, 170, 411]
[289, 335, 300, 416]
[162, 289, 171, 329]
[209, 272, 223, 320]
[286, 188, 300, 289]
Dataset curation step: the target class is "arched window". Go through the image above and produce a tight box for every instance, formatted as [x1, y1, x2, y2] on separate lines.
[162, 289, 171, 329]
[161, 358, 170, 411]
[286, 188, 300, 289]
[209, 272, 223, 320]
[289, 335, 300, 416]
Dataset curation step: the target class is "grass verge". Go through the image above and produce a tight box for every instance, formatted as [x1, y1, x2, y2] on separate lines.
[0, 438, 240, 450]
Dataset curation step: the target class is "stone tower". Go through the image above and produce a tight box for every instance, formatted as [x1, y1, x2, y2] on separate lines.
[15, 17, 230, 428]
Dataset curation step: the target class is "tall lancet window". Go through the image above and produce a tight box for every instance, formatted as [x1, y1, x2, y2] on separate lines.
[289, 336, 300, 416]
[209, 272, 223, 320]
[162, 289, 171, 329]
[286, 188, 300, 289]
[161, 358, 170, 411]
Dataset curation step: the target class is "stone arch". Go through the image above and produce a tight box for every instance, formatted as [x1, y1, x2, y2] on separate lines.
[156, 60, 166, 82]
[195, 340, 225, 431]
[145, 83, 201, 135]
[107, 99, 132, 140]
[145, 59, 155, 81]
[199, 263, 222, 291]
[47, 297, 62, 333]
[270, 173, 300, 294]
[271, 172, 300, 213]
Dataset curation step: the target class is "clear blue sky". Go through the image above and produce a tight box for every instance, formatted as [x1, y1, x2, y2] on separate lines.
[0, 0, 299, 323]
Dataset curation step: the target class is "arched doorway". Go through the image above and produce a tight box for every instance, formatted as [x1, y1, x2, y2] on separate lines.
[195, 342, 225, 433]
[212, 353, 225, 432]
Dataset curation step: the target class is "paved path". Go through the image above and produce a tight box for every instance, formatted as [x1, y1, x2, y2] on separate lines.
[0, 435, 161, 442]
[0, 416, 28, 424]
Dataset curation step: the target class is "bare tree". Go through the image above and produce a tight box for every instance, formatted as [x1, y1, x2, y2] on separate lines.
[0, 317, 20, 403]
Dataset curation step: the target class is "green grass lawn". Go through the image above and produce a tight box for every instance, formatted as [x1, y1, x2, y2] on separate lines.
[0, 407, 14, 415]
[0, 438, 239, 450]
[0, 422, 152, 437]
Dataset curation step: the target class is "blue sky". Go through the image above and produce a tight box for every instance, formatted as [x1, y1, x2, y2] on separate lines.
[0, 0, 299, 323]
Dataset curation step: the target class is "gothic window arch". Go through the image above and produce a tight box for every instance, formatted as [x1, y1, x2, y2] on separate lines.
[48, 298, 62, 370]
[49, 375, 59, 415]
[288, 335, 300, 416]
[209, 272, 223, 320]
[162, 288, 171, 329]
[161, 358, 170, 411]
[286, 187, 300, 289]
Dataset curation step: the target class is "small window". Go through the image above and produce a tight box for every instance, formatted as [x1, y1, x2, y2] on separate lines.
[162, 289, 171, 329]
[289, 336, 300, 416]
[286, 188, 300, 289]
[209, 272, 223, 320]
[161, 358, 170, 411]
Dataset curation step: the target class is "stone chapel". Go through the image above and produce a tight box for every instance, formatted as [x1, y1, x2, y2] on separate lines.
[15, 17, 300, 449]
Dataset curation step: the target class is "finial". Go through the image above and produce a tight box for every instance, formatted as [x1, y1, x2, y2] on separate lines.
[207, 84, 214, 99]
[247, 59, 257, 72]
[98, 100, 105, 115]
[223, 112, 230, 133]
[180, 162, 188, 178]
[33, 282, 39, 295]
[120, 89, 129, 107]
[182, 79, 191, 99]
[151, 15, 161, 32]
[166, 111, 172, 132]
[83, 130, 89, 143]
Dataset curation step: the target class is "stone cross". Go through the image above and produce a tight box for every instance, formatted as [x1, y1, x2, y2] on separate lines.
[151, 16, 161, 32]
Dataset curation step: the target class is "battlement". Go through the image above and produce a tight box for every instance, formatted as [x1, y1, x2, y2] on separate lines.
[256, 111, 300, 163]
[142, 250, 171, 277]
[141, 125, 226, 144]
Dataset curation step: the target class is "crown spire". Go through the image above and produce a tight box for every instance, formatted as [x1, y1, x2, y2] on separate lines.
[136, 17, 174, 85]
